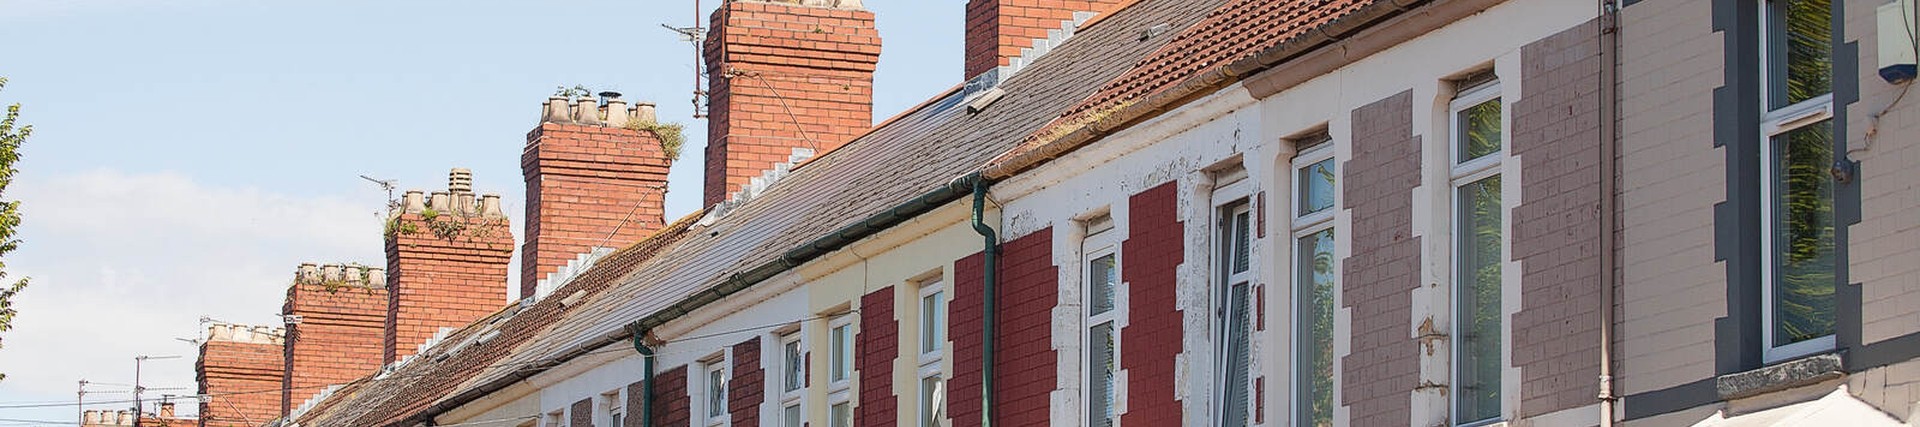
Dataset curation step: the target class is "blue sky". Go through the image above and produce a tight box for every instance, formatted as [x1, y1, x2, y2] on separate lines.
[0, 0, 960, 423]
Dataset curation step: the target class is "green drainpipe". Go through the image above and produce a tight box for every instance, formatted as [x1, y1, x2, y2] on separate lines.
[629, 328, 656, 427]
[970, 178, 999, 427]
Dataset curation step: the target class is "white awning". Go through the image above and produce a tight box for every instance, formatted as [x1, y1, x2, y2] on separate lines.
[1693, 385, 1904, 426]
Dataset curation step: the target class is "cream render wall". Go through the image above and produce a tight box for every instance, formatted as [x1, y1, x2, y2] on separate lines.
[1614, 0, 1728, 400]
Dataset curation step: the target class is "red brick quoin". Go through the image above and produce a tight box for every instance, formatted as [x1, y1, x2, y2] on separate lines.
[951, 228, 1057, 426]
[1123, 182, 1184, 426]
[858, 287, 897, 426]
[730, 337, 764, 427]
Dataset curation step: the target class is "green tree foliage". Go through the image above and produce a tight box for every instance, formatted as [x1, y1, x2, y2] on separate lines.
[0, 77, 30, 382]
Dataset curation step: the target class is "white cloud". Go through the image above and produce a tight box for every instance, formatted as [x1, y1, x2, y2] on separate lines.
[0, 169, 382, 419]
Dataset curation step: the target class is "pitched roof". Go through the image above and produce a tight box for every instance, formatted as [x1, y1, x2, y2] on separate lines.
[985, 0, 1422, 178]
[293, 0, 1225, 425]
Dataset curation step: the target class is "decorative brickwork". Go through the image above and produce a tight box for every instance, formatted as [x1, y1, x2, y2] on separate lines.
[1122, 182, 1184, 426]
[1511, 19, 1605, 418]
[626, 379, 648, 427]
[653, 365, 692, 427]
[858, 287, 897, 426]
[951, 228, 1057, 426]
[196, 323, 284, 427]
[964, 0, 1121, 78]
[572, 398, 596, 427]
[281, 263, 388, 416]
[1340, 91, 1420, 427]
[703, 0, 880, 206]
[522, 96, 673, 299]
[384, 170, 514, 364]
[729, 337, 763, 427]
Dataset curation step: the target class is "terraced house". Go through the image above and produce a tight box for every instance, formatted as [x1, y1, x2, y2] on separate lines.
[187, 0, 1920, 425]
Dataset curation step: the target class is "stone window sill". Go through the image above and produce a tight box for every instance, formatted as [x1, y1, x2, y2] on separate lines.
[1715, 352, 1845, 400]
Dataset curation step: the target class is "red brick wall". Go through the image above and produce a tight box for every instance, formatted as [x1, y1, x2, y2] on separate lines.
[653, 365, 692, 427]
[384, 208, 513, 364]
[197, 338, 284, 427]
[963, 0, 1121, 78]
[282, 281, 387, 416]
[521, 122, 671, 297]
[857, 287, 897, 426]
[729, 337, 763, 427]
[572, 398, 596, 427]
[703, 1, 880, 206]
[626, 379, 647, 427]
[1511, 19, 1604, 418]
[1340, 91, 1421, 427]
[951, 228, 1057, 426]
[1122, 182, 1184, 426]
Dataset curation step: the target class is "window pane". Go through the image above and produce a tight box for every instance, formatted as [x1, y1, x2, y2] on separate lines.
[1232, 210, 1252, 274]
[1220, 283, 1253, 427]
[611, 414, 623, 427]
[785, 340, 804, 392]
[1089, 254, 1117, 315]
[1771, 120, 1836, 345]
[784, 405, 803, 427]
[1455, 175, 1503, 424]
[1766, 0, 1832, 109]
[1298, 158, 1336, 216]
[1088, 321, 1117, 427]
[832, 325, 850, 382]
[1295, 228, 1336, 427]
[1456, 98, 1503, 163]
[830, 403, 853, 427]
[709, 368, 727, 418]
[921, 375, 945, 427]
[923, 291, 945, 353]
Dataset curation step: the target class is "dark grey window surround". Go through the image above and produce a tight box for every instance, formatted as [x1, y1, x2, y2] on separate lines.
[1617, 0, 1896, 421]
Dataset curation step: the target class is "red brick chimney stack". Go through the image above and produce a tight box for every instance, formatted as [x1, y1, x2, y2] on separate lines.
[383, 170, 513, 364]
[964, 0, 1120, 79]
[279, 262, 387, 416]
[703, 0, 881, 206]
[521, 94, 673, 299]
[195, 323, 285, 427]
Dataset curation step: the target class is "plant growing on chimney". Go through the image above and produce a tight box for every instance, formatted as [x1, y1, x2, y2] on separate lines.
[625, 119, 686, 161]
[0, 77, 30, 382]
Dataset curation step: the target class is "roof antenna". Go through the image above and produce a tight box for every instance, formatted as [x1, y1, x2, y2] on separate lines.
[359, 174, 400, 217]
[662, 0, 708, 118]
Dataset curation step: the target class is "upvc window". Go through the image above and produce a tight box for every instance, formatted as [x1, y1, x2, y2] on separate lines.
[828, 315, 855, 427]
[1759, 0, 1836, 363]
[918, 278, 948, 427]
[1449, 73, 1504, 426]
[780, 332, 805, 427]
[1290, 131, 1337, 427]
[702, 357, 729, 426]
[1213, 170, 1256, 427]
[1083, 217, 1121, 427]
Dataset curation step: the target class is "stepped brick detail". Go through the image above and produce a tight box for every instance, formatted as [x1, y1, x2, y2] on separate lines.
[384, 169, 514, 364]
[281, 263, 387, 416]
[964, 0, 1121, 78]
[196, 323, 285, 427]
[703, 0, 880, 206]
[1122, 182, 1184, 426]
[729, 337, 764, 426]
[522, 95, 673, 299]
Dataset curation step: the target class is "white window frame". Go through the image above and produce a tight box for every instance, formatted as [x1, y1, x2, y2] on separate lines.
[544, 410, 565, 427]
[779, 331, 806, 425]
[1082, 216, 1123, 427]
[698, 354, 730, 427]
[1290, 135, 1338, 427]
[1448, 76, 1505, 427]
[828, 315, 855, 427]
[918, 278, 949, 427]
[602, 389, 624, 427]
[1210, 170, 1257, 427]
[1756, 0, 1837, 363]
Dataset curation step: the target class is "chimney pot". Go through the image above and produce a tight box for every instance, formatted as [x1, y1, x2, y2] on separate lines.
[456, 192, 477, 215]
[633, 102, 658, 124]
[605, 98, 631, 128]
[429, 191, 452, 212]
[448, 168, 474, 194]
[160, 402, 176, 418]
[573, 96, 604, 126]
[543, 95, 572, 123]
[403, 191, 426, 213]
[481, 194, 504, 217]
